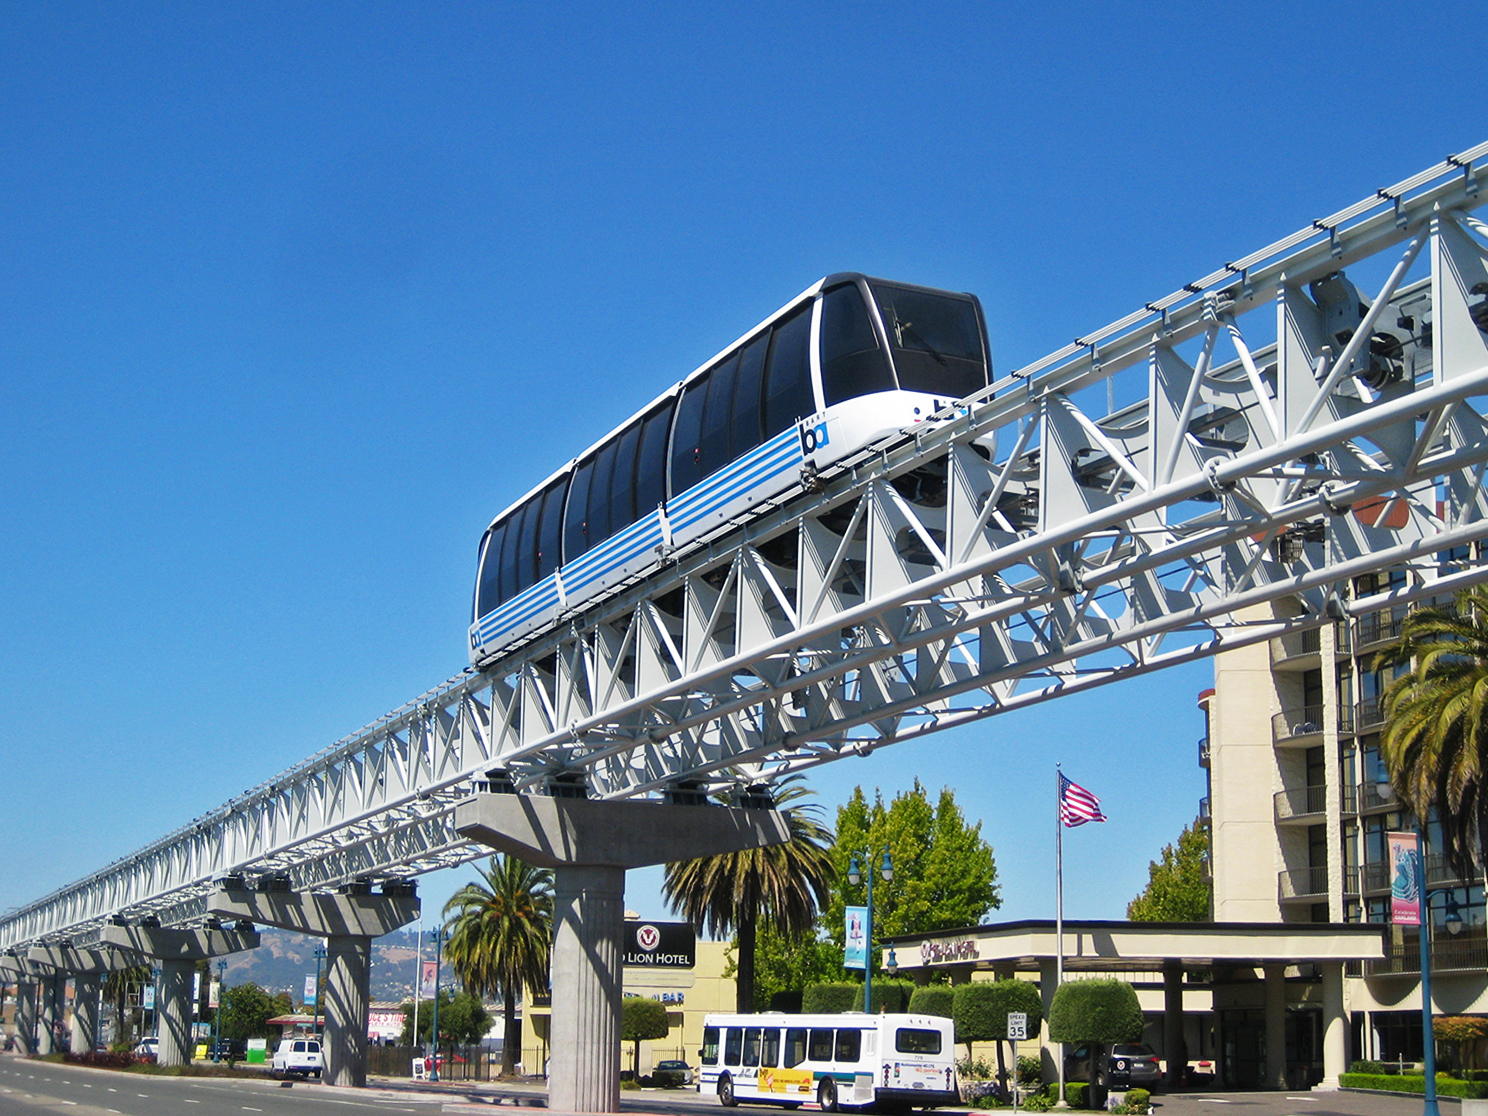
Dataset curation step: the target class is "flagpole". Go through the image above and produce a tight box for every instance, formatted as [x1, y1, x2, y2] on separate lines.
[1055, 764, 1066, 1108]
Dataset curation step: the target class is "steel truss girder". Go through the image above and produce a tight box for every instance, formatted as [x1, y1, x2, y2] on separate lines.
[5, 144, 1488, 951]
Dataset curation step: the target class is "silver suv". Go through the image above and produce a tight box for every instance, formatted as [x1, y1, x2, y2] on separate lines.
[271, 1037, 323, 1079]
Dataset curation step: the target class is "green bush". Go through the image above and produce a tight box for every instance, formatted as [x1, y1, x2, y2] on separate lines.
[1064, 1081, 1090, 1108]
[1338, 1073, 1488, 1098]
[853, 979, 915, 1013]
[1017, 1054, 1042, 1084]
[1048, 979, 1143, 1045]
[1351, 1060, 1384, 1074]
[1023, 1091, 1053, 1112]
[958, 1055, 994, 1079]
[955, 980, 1043, 1044]
[908, 984, 955, 1019]
[803, 983, 859, 1014]
[1125, 1087, 1151, 1113]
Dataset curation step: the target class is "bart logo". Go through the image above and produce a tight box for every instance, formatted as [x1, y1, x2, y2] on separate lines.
[799, 421, 829, 455]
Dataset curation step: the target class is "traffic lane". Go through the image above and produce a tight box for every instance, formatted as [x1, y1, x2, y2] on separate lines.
[1155, 1090, 1448, 1116]
[0, 1059, 434, 1116]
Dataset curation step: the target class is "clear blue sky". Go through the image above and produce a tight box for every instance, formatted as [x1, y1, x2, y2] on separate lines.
[2, 1, 1482, 936]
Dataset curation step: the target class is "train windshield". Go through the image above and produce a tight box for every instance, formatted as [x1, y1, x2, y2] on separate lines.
[869, 282, 987, 400]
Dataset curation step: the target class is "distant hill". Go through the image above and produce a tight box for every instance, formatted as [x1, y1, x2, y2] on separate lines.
[220, 927, 426, 1005]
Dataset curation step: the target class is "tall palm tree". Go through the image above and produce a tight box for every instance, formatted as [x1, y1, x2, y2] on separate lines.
[663, 776, 834, 1012]
[102, 963, 150, 1048]
[1378, 588, 1488, 874]
[442, 854, 554, 1077]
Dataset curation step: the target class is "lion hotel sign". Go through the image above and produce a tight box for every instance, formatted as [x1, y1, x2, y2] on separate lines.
[623, 921, 696, 968]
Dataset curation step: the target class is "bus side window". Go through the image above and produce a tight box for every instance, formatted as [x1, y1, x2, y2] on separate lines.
[724, 1028, 743, 1068]
[834, 1029, 861, 1063]
[475, 523, 504, 619]
[784, 1028, 807, 1068]
[808, 1028, 834, 1063]
[670, 373, 709, 496]
[729, 332, 769, 459]
[564, 458, 594, 560]
[762, 305, 814, 437]
[607, 420, 642, 537]
[760, 1029, 780, 1068]
[820, 283, 894, 406]
[586, 438, 618, 548]
[536, 476, 567, 581]
[701, 1026, 720, 1066]
[634, 405, 670, 516]
[699, 352, 740, 479]
[742, 1027, 762, 1067]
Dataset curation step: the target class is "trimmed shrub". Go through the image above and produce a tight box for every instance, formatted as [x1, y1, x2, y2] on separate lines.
[769, 990, 804, 1013]
[1023, 1091, 1053, 1112]
[1126, 1087, 1151, 1113]
[1351, 1060, 1384, 1074]
[852, 979, 915, 1013]
[955, 979, 1043, 1045]
[1048, 979, 1144, 1045]
[1339, 1073, 1488, 1098]
[909, 985, 955, 1019]
[1064, 1081, 1090, 1108]
[804, 983, 859, 1014]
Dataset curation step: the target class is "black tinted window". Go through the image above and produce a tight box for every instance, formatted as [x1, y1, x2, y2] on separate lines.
[834, 1028, 861, 1062]
[724, 1027, 743, 1067]
[635, 406, 670, 515]
[763, 306, 814, 436]
[895, 1028, 942, 1054]
[730, 333, 768, 459]
[699, 353, 739, 479]
[808, 1028, 833, 1062]
[784, 1028, 807, 1068]
[702, 1027, 719, 1066]
[870, 283, 987, 399]
[514, 495, 540, 593]
[587, 439, 618, 545]
[821, 283, 894, 405]
[536, 477, 566, 580]
[608, 422, 642, 535]
[671, 375, 708, 495]
[498, 502, 526, 604]
[476, 524, 504, 618]
[761, 1029, 780, 1067]
[742, 1027, 761, 1067]
[564, 459, 594, 559]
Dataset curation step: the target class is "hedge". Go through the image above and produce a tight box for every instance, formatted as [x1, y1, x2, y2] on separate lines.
[803, 983, 858, 1014]
[1340, 1073, 1488, 1098]
[852, 980, 916, 1013]
[908, 985, 955, 1020]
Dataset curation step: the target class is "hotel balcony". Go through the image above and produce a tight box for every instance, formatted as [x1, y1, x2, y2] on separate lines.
[1271, 623, 1352, 668]
[1355, 697, 1386, 734]
[1278, 866, 1330, 902]
[1361, 927, 1488, 976]
[1272, 703, 1354, 746]
[1274, 784, 1328, 824]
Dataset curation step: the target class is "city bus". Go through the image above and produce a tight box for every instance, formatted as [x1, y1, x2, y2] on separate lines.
[699, 1012, 958, 1112]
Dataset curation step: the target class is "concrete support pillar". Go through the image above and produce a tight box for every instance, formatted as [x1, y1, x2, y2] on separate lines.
[206, 886, 420, 1089]
[101, 924, 259, 1068]
[1264, 963, 1287, 1090]
[1163, 961, 1185, 1088]
[15, 981, 38, 1055]
[72, 973, 103, 1055]
[1319, 962, 1346, 1089]
[35, 975, 57, 1055]
[456, 791, 791, 1114]
[1038, 958, 1060, 1093]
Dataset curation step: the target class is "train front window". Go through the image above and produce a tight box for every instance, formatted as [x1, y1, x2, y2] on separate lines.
[870, 282, 987, 400]
[821, 283, 894, 406]
[475, 524, 504, 619]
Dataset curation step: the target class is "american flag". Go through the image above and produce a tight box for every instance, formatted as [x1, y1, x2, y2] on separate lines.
[1059, 772, 1107, 827]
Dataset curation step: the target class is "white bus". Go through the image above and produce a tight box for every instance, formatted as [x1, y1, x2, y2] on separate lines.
[699, 1012, 958, 1112]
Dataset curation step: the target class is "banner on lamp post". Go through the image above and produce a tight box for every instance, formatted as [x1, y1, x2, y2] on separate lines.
[1388, 831, 1422, 926]
[208, 980, 220, 1009]
[419, 960, 438, 999]
[303, 974, 317, 1007]
[844, 906, 868, 970]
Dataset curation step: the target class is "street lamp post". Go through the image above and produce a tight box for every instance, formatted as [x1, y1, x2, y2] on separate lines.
[1415, 829, 1440, 1116]
[311, 945, 325, 1035]
[428, 926, 445, 1083]
[847, 851, 893, 1014]
[211, 960, 226, 1063]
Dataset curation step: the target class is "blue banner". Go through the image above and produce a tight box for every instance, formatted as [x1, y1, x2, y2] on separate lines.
[844, 905, 868, 970]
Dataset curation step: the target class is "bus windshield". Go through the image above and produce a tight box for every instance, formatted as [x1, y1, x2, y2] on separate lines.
[869, 282, 987, 400]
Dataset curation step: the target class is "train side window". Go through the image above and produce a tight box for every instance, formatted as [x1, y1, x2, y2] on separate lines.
[784, 1028, 807, 1068]
[808, 1028, 834, 1062]
[671, 373, 709, 495]
[729, 332, 769, 458]
[498, 502, 527, 604]
[608, 421, 642, 536]
[699, 352, 740, 479]
[742, 1027, 761, 1067]
[536, 476, 567, 580]
[476, 523, 505, 618]
[762, 306, 814, 436]
[760, 1028, 780, 1068]
[564, 458, 595, 560]
[821, 283, 894, 406]
[834, 1028, 861, 1063]
[514, 494, 541, 593]
[586, 438, 619, 547]
[635, 405, 670, 517]
[724, 1027, 743, 1067]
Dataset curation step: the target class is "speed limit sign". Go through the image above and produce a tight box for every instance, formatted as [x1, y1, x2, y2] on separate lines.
[1007, 1012, 1028, 1040]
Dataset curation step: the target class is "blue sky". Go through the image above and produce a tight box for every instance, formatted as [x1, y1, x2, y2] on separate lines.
[1, 1, 1482, 937]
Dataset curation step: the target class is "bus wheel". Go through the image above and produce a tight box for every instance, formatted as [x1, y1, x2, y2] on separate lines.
[719, 1074, 738, 1107]
[818, 1079, 839, 1113]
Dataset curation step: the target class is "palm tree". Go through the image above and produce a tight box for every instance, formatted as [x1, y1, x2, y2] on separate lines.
[663, 775, 834, 1012]
[103, 963, 150, 1049]
[1378, 588, 1488, 874]
[442, 854, 554, 1077]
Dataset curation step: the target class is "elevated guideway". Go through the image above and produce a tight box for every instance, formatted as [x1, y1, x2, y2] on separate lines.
[5, 145, 1488, 1105]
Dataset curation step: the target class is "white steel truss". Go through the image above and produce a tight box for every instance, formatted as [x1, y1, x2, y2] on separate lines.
[7, 144, 1488, 950]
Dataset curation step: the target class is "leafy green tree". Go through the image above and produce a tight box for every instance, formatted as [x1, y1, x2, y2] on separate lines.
[1126, 818, 1211, 921]
[737, 921, 843, 1010]
[665, 776, 834, 1012]
[954, 980, 1043, 1094]
[442, 854, 554, 1076]
[397, 991, 491, 1046]
[825, 781, 999, 975]
[621, 996, 671, 1078]
[219, 982, 276, 1041]
[1376, 590, 1488, 873]
[1049, 979, 1143, 1095]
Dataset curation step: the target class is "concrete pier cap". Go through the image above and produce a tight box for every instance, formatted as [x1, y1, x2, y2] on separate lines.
[207, 880, 420, 1089]
[28, 943, 148, 1056]
[455, 790, 790, 1114]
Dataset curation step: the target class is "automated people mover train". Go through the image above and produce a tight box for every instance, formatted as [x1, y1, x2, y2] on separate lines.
[469, 274, 991, 667]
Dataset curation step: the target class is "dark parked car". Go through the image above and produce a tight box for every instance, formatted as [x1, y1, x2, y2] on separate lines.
[654, 1059, 693, 1085]
[207, 1038, 245, 1061]
[1065, 1043, 1162, 1089]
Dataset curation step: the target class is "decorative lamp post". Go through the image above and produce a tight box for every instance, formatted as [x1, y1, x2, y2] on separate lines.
[311, 945, 325, 1034]
[211, 960, 226, 1063]
[1414, 829, 1440, 1116]
[428, 925, 445, 1083]
[847, 850, 893, 1013]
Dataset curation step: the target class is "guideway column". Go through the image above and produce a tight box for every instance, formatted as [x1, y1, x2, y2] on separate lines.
[456, 792, 790, 1114]
[101, 923, 260, 1068]
[28, 945, 146, 1056]
[207, 882, 420, 1088]
[0, 958, 35, 1056]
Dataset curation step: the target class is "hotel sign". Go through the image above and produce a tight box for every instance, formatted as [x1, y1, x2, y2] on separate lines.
[920, 937, 979, 964]
[623, 921, 696, 968]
